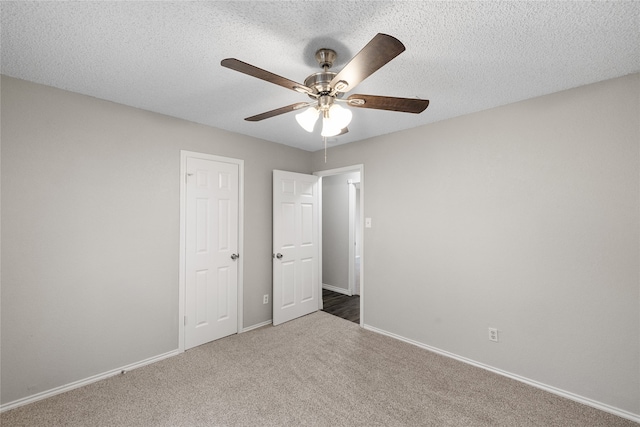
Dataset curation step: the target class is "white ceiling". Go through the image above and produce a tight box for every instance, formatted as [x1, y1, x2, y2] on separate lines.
[2, 1, 639, 152]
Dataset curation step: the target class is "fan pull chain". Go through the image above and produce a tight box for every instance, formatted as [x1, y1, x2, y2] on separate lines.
[324, 137, 327, 163]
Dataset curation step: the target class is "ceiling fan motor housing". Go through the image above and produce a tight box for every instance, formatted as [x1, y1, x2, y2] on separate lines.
[304, 71, 337, 97]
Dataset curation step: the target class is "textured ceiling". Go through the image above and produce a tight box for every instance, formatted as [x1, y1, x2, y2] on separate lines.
[1, 1, 639, 152]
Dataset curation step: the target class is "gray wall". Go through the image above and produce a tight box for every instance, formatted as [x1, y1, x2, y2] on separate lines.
[0, 76, 311, 404]
[312, 73, 640, 415]
[2, 72, 638, 416]
[322, 172, 360, 292]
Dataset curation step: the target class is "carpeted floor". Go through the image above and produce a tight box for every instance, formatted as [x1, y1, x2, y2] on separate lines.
[1, 311, 636, 426]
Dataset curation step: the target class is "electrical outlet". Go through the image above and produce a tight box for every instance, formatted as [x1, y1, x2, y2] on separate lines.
[488, 327, 499, 342]
[263, 294, 269, 304]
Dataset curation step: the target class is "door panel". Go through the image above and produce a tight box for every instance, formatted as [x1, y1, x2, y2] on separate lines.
[301, 258, 314, 301]
[273, 170, 320, 326]
[185, 157, 239, 349]
[282, 260, 296, 307]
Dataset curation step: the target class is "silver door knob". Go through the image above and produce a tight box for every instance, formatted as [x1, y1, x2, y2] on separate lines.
[275, 253, 283, 259]
[230, 253, 239, 260]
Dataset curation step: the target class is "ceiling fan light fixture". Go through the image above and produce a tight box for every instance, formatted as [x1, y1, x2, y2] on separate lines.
[295, 107, 319, 132]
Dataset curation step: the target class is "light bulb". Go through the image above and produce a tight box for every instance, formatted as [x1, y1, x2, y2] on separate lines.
[321, 117, 342, 137]
[321, 104, 352, 137]
[295, 107, 319, 132]
[328, 104, 352, 129]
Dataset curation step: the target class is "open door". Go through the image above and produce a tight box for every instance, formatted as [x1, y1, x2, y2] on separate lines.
[272, 170, 320, 326]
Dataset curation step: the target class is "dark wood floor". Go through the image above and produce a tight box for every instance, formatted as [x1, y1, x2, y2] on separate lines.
[322, 289, 360, 324]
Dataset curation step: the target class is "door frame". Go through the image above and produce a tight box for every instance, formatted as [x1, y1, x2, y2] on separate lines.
[178, 150, 244, 352]
[347, 179, 356, 295]
[314, 164, 364, 326]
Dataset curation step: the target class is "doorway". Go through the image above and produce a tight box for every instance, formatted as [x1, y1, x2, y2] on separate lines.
[315, 165, 364, 326]
[321, 288, 360, 323]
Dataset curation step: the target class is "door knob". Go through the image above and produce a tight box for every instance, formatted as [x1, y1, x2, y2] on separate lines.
[230, 253, 239, 260]
[274, 253, 283, 259]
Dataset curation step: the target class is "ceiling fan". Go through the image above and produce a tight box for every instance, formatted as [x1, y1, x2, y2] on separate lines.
[220, 33, 429, 138]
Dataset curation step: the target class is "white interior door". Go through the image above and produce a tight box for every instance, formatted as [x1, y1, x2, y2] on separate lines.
[273, 170, 320, 326]
[185, 156, 239, 349]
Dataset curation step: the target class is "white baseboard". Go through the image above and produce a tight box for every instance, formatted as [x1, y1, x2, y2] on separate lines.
[242, 319, 272, 333]
[7, 325, 636, 423]
[0, 349, 181, 413]
[363, 324, 640, 424]
[322, 283, 351, 296]
[2, 320, 274, 413]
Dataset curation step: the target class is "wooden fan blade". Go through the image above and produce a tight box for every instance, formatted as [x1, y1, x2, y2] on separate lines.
[330, 33, 405, 93]
[245, 102, 309, 122]
[221, 58, 313, 95]
[347, 94, 429, 114]
[337, 127, 349, 136]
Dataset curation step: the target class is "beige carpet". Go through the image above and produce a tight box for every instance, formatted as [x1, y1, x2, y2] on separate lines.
[1, 311, 636, 426]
